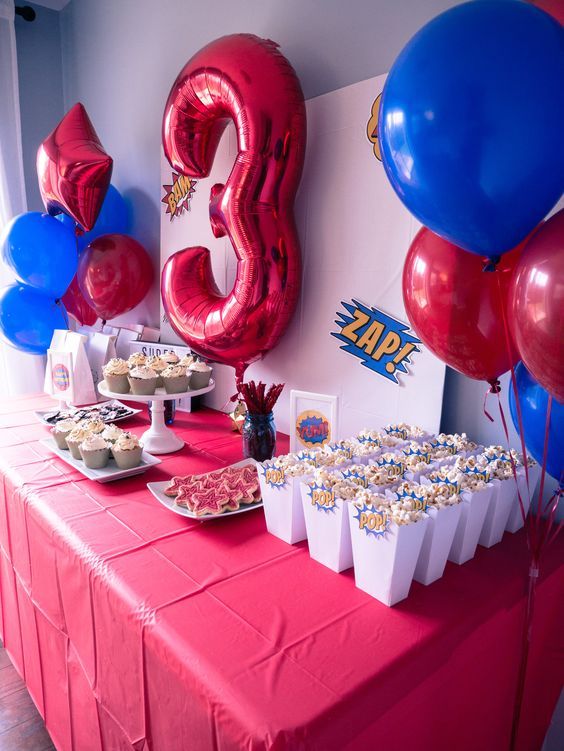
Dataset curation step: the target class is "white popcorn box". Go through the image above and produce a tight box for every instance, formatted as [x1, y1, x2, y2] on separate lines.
[506, 468, 532, 533]
[448, 484, 493, 565]
[347, 504, 428, 606]
[413, 503, 463, 585]
[258, 465, 310, 544]
[478, 478, 515, 548]
[300, 483, 353, 572]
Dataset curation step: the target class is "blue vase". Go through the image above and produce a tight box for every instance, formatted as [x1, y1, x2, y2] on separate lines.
[242, 412, 276, 462]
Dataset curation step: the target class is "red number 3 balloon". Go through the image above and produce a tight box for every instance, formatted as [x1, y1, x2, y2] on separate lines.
[161, 34, 306, 384]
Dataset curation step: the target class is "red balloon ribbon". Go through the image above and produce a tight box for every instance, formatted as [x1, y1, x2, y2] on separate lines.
[161, 34, 306, 377]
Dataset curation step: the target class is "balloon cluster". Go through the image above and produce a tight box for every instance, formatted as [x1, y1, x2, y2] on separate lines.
[0, 103, 153, 353]
[379, 0, 563, 482]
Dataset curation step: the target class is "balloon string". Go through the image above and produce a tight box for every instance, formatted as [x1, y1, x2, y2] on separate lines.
[483, 379, 500, 423]
[494, 390, 529, 546]
[494, 270, 533, 541]
[533, 394, 552, 558]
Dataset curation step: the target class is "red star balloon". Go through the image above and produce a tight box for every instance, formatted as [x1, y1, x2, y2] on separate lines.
[37, 103, 113, 232]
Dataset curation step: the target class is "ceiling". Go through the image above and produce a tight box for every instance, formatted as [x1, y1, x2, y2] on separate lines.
[27, 0, 71, 10]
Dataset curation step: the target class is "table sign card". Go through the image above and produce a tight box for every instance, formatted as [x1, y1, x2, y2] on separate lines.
[290, 390, 339, 453]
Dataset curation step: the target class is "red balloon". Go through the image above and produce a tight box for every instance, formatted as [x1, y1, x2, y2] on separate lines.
[511, 209, 564, 403]
[62, 275, 98, 327]
[37, 103, 113, 232]
[161, 34, 306, 379]
[403, 228, 528, 382]
[77, 235, 153, 321]
[529, 1, 564, 25]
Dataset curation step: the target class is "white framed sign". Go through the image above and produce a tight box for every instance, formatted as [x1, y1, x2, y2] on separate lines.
[290, 390, 339, 452]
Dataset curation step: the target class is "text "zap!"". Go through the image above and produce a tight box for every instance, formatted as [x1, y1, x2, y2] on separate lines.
[332, 299, 420, 383]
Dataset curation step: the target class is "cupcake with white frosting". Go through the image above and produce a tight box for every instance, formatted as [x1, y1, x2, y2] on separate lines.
[188, 359, 212, 389]
[179, 354, 195, 368]
[103, 358, 130, 393]
[80, 418, 105, 434]
[128, 352, 147, 369]
[111, 432, 143, 469]
[145, 356, 168, 386]
[162, 364, 190, 394]
[51, 418, 77, 450]
[161, 351, 180, 366]
[66, 425, 93, 460]
[128, 365, 158, 395]
[79, 434, 110, 469]
[101, 423, 123, 444]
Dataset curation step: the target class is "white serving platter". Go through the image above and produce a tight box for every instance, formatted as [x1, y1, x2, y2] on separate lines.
[40, 438, 161, 483]
[35, 399, 142, 426]
[147, 459, 263, 521]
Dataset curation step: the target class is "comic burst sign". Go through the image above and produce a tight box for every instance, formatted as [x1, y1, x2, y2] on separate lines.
[332, 299, 420, 384]
[162, 172, 196, 219]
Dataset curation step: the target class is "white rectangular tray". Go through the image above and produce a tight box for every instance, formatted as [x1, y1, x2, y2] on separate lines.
[35, 399, 142, 426]
[40, 438, 161, 483]
[147, 459, 263, 521]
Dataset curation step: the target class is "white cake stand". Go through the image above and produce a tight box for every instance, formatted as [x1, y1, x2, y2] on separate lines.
[98, 379, 215, 454]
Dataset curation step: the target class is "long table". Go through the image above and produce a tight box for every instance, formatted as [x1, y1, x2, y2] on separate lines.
[0, 393, 562, 750]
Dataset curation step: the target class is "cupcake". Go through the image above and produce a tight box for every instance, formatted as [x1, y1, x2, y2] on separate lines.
[66, 426, 93, 460]
[51, 418, 78, 450]
[145, 356, 167, 386]
[188, 359, 212, 389]
[128, 352, 147, 369]
[162, 351, 180, 366]
[101, 423, 123, 444]
[179, 354, 195, 368]
[79, 434, 110, 469]
[162, 364, 190, 394]
[111, 432, 143, 469]
[81, 418, 105, 434]
[102, 358, 130, 393]
[128, 365, 158, 395]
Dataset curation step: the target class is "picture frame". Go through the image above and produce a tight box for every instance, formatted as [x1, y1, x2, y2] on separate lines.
[289, 390, 339, 452]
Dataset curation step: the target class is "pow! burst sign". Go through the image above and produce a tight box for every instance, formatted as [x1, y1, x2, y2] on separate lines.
[332, 299, 420, 383]
[162, 172, 196, 219]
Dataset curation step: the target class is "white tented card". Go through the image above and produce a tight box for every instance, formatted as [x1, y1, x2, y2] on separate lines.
[129, 341, 192, 359]
[290, 390, 339, 453]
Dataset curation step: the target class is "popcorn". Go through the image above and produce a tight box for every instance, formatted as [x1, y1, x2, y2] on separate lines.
[357, 428, 382, 445]
[427, 466, 487, 493]
[384, 423, 427, 440]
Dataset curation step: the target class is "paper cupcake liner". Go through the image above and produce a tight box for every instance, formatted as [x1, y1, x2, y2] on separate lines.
[189, 370, 212, 390]
[112, 445, 143, 469]
[80, 447, 110, 469]
[128, 377, 157, 396]
[163, 375, 190, 394]
[104, 373, 130, 394]
[52, 430, 71, 450]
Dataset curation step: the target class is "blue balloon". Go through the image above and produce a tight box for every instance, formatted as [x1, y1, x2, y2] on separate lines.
[1, 212, 77, 297]
[57, 185, 130, 251]
[380, 0, 564, 258]
[0, 284, 68, 355]
[509, 362, 563, 485]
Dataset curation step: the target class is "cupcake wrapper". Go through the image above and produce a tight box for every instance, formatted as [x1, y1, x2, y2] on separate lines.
[189, 371, 211, 390]
[112, 445, 143, 470]
[67, 440, 83, 460]
[163, 375, 189, 394]
[128, 377, 157, 395]
[80, 447, 110, 469]
[104, 373, 130, 394]
[53, 431, 71, 450]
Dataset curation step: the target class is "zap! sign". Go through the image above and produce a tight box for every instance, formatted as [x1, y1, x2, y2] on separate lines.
[296, 410, 330, 449]
[162, 172, 196, 219]
[333, 299, 420, 383]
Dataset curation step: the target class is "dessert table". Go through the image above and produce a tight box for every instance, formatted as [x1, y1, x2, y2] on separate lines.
[0, 394, 562, 751]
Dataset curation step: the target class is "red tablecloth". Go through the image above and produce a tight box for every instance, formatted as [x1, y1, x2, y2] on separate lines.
[0, 394, 562, 751]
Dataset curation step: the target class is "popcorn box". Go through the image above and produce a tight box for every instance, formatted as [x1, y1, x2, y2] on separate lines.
[413, 502, 463, 586]
[258, 465, 310, 544]
[448, 484, 493, 565]
[506, 467, 532, 533]
[300, 483, 353, 572]
[478, 478, 515, 548]
[347, 504, 428, 606]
